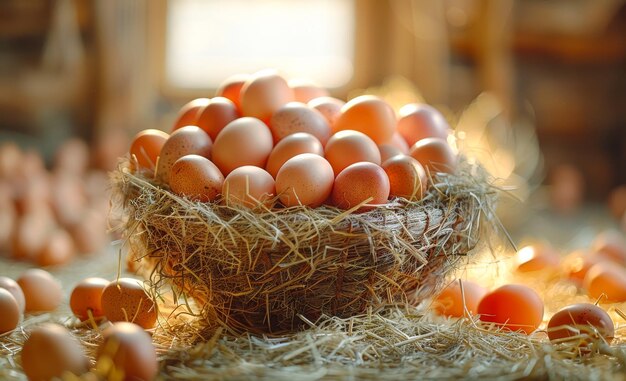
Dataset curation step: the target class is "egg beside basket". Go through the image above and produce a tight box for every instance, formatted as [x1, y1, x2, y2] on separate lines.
[112, 154, 494, 335]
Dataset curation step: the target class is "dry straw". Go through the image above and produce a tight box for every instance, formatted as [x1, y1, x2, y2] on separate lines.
[112, 157, 496, 335]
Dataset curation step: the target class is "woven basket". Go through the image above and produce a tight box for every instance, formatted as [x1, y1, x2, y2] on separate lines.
[113, 158, 493, 335]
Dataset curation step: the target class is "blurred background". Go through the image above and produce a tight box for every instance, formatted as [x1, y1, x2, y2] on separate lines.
[0, 0, 625, 240]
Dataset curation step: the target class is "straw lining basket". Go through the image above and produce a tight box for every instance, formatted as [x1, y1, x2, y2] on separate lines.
[113, 157, 494, 335]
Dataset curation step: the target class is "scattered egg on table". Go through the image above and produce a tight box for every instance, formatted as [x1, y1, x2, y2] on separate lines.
[101, 278, 158, 329]
[0, 288, 20, 334]
[97, 322, 158, 381]
[156, 126, 213, 184]
[289, 79, 329, 103]
[0, 276, 25, 313]
[583, 262, 626, 303]
[0, 142, 22, 178]
[50, 174, 87, 228]
[17, 269, 63, 312]
[331, 162, 390, 212]
[382, 155, 427, 201]
[222, 166, 275, 208]
[409, 137, 457, 174]
[269, 102, 331, 144]
[477, 284, 544, 334]
[265, 132, 324, 178]
[547, 303, 614, 345]
[562, 250, 605, 286]
[53, 138, 90, 176]
[69, 208, 109, 255]
[433, 280, 488, 318]
[396, 103, 450, 146]
[36, 228, 76, 267]
[129, 129, 170, 173]
[194, 97, 240, 140]
[70, 277, 109, 322]
[591, 230, 626, 266]
[240, 70, 294, 123]
[211, 117, 274, 176]
[169, 155, 224, 202]
[172, 98, 210, 130]
[333, 95, 396, 144]
[21, 323, 89, 381]
[275, 153, 334, 208]
[307, 96, 345, 128]
[216, 74, 249, 111]
[324, 130, 381, 176]
[514, 243, 560, 273]
[12, 208, 55, 261]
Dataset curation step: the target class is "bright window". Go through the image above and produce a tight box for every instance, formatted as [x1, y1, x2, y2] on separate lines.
[165, 0, 355, 89]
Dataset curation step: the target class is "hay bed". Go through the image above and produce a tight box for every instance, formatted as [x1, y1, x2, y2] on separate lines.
[113, 157, 494, 335]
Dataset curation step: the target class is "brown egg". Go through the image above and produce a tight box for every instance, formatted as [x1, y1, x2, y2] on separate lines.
[194, 97, 240, 140]
[211, 117, 274, 176]
[21, 323, 89, 381]
[583, 263, 626, 303]
[222, 166, 275, 208]
[409, 137, 457, 174]
[0, 288, 19, 334]
[37, 229, 76, 267]
[0, 199, 16, 251]
[266, 132, 324, 178]
[14, 172, 52, 216]
[129, 129, 170, 173]
[547, 303, 614, 345]
[562, 251, 605, 286]
[170, 155, 224, 202]
[269, 102, 331, 144]
[101, 278, 158, 329]
[477, 284, 544, 335]
[324, 130, 381, 176]
[514, 243, 560, 273]
[289, 79, 330, 103]
[97, 322, 158, 381]
[433, 280, 488, 318]
[70, 277, 109, 321]
[397, 103, 450, 146]
[592, 230, 626, 265]
[172, 98, 210, 130]
[17, 269, 63, 312]
[275, 153, 334, 208]
[0, 142, 22, 179]
[216, 74, 248, 111]
[331, 162, 390, 212]
[69, 208, 109, 255]
[11, 208, 56, 261]
[240, 70, 294, 123]
[50, 174, 87, 228]
[0, 276, 25, 313]
[333, 95, 396, 144]
[378, 144, 403, 163]
[53, 138, 89, 175]
[609, 186, 626, 220]
[387, 132, 410, 154]
[382, 155, 427, 201]
[308, 96, 345, 128]
[156, 126, 213, 184]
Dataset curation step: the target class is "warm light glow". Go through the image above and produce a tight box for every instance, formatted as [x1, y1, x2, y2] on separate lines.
[165, 0, 355, 89]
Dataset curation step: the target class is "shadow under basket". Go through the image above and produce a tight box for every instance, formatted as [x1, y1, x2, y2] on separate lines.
[112, 158, 495, 335]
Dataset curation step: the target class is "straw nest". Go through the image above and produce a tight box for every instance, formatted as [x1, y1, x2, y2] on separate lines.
[111, 157, 495, 335]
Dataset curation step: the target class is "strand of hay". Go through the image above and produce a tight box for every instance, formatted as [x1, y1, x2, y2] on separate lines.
[112, 157, 496, 335]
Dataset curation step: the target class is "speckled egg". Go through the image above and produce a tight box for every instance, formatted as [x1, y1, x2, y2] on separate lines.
[101, 278, 158, 329]
[382, 155, 427, 201]
[275, 153, 334, 208]
[169, 154, 224, 202]
[269, 102, 331, 144]
[331, 162, 390, 212]
[156, 126, 213, 185]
